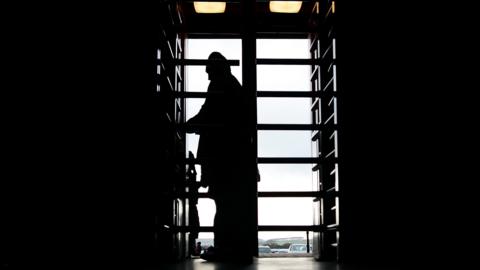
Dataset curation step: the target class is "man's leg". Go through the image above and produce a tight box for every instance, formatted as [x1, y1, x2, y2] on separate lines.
[201, 195, 229, 261]
[216, 193, 253, 262]
[213, 196, 228, 252]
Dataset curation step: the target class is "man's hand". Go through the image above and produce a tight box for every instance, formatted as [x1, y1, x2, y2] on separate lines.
[199, 174, 209, 188]
[185, 118, 201, 134]
[185, 124, 196, 134]
[199, 180, 208, 188]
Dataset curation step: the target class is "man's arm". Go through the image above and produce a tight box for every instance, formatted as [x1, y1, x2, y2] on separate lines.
[185, 104, 208, 134]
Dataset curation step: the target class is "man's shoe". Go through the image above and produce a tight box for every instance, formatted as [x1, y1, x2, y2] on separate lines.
[200, 246, 220, 262]
[199, 246, 253, 264]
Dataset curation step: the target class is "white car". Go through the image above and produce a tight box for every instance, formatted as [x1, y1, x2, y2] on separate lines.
[288, 244, 312, 253]
[258, 246, 272, 254]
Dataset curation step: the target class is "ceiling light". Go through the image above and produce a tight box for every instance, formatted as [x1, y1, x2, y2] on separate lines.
[194, 2, 226, 13]
[269, 1, 303, 13]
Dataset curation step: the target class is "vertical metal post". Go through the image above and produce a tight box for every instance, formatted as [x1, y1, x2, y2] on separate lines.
[241, 0, 258, 258]
[307, 231, 310, 253]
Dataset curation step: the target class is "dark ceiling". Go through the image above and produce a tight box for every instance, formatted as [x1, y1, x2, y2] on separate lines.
[178, 1, 316, 37]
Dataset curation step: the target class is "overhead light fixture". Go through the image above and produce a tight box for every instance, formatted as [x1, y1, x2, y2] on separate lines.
[193, 2, 226, 13]
[269, 1, 303, 13]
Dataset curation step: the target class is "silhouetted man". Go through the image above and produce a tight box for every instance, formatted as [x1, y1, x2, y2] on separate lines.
[186, 151, 200, 257]
[186, 52, 256, 263]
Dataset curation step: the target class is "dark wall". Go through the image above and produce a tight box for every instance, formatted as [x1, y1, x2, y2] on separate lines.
[3, 1, 476, 268]
[64, 4, 165, 267]
[3, 2, 165, 268]
[336, 1, 475, 267]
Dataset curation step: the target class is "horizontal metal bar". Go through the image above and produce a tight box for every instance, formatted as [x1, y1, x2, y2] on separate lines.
[259, 157, 317, 164]
[186, 33, 243, 39]
[176, 91, 328, 98]
[169, 225, 333, 233]
[258, 157, 338, 164]
[258, 191, 321, 197]
[257, 91, 320, 98]
[186, 32, 311, 39]
[173, 59, 240, 66]
[256, 32, 310, 39]
[257, 124, 324, 130]
[174, 191, 336, 199]
[258, 225, 322, 232]
[176, 157, 338, 165]
[178, 123, 336, 131]
[257, 58, 320, 65]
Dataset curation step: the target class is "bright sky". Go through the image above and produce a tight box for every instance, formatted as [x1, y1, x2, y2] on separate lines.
[185, 39, 313, 241]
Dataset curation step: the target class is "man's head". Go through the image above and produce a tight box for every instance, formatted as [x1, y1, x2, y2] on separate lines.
[206, 52, 230, 81]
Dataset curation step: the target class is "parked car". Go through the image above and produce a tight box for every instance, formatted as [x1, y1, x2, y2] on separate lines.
[288, 244, 312, 253]
[258, 245, 272, 254]
[271, 248, 289, 254]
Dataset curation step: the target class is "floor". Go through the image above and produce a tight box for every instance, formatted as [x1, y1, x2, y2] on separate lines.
[155, 257, 405, 270]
